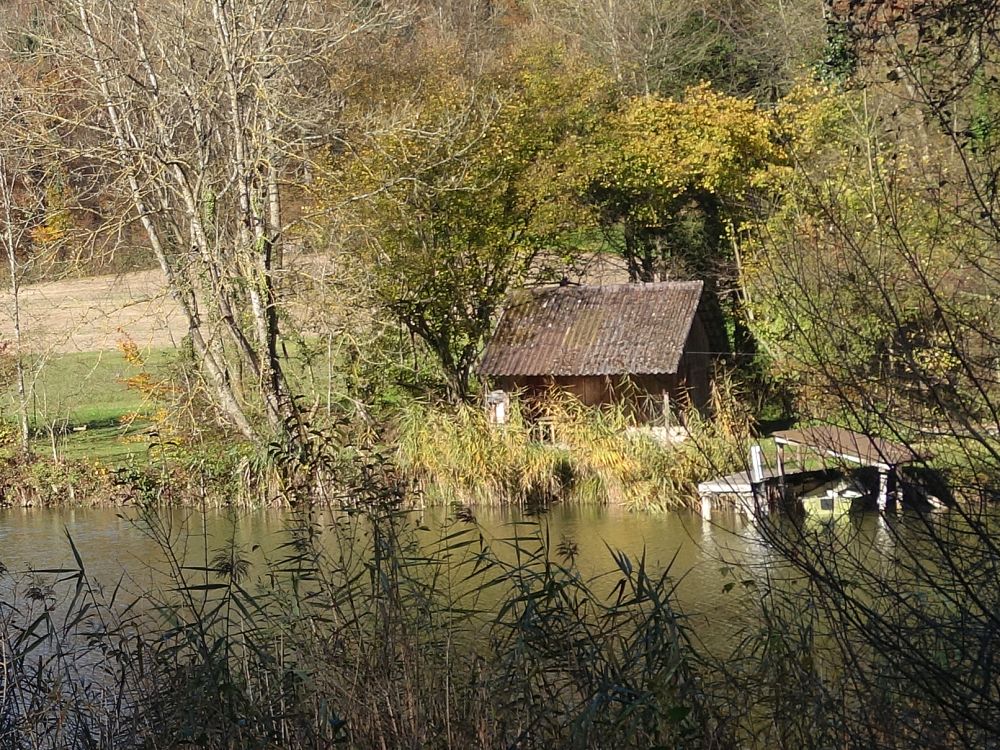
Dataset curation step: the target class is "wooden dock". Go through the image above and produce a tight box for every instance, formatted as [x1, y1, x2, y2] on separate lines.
[697, 468, 780, 497]
[698, 467, 840, 517]
[698, 425, 921, 517]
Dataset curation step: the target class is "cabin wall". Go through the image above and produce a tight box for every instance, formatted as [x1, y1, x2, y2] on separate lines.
[493, 375, 616, 409]
[678, 313, 712, 409]
[494, 374, 691, 425]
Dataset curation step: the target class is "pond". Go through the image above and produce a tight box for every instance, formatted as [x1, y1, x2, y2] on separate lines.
[0, 501, 896, 646]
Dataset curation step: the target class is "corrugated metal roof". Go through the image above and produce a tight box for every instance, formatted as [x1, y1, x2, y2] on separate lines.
[772, 426, 918, 466]
[478, 281, 704, 377]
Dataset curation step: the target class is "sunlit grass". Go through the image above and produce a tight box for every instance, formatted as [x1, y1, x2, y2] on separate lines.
[0, 348, 177, 460]
[2, 341, 339, 463]
[396, 379, 753, 511]
[6, 348, 175, 427]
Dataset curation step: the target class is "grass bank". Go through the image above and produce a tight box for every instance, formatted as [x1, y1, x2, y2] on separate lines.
[0, 347, 289, 507]
[0, 348, 169, 506]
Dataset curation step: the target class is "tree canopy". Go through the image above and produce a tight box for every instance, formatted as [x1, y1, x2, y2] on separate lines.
[329, 44, 611, 401]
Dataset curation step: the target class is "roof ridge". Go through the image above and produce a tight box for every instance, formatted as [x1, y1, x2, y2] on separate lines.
[530, 279, 703, 292]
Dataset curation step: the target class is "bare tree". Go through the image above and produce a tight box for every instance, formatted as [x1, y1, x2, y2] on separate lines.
[0, 63, 63, 455]
[530, 0, 823, 99]
[45, 0, 403, 444]
[0, 142, 36, 453]
[531, 0, 719, 95]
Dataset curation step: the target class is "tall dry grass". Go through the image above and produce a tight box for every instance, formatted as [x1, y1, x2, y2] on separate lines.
[396, 380, 751, 511]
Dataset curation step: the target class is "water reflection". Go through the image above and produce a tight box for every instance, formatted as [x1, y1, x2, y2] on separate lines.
[0, 502, 902, 644]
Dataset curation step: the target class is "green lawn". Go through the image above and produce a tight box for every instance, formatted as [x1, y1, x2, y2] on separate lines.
[3, 348, 178, 463]
[3, 342, 336, 464]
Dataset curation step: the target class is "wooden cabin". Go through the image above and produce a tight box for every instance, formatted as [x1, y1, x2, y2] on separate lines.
[478, 281, 714, 424]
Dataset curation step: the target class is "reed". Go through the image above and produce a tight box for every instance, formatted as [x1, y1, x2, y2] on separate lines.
[395, 380, 751, 511]
[0, 488, 718, 749]
[4, 462, 998, 749]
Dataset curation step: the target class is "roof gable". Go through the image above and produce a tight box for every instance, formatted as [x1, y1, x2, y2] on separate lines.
[478, 281, 704, 377]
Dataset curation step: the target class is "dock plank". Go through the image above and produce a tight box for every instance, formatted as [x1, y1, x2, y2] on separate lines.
[698, 468, 779, 496]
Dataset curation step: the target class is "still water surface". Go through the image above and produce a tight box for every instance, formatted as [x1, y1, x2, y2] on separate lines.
[0, 503, 887, 639]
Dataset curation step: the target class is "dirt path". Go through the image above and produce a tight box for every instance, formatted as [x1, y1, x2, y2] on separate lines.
[0, 254, 340, 355]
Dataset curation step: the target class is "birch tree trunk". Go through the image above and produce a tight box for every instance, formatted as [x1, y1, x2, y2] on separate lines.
[0, 151, 32, 454]
[54, 0, 400, 443]
[0, 62, 61, 457]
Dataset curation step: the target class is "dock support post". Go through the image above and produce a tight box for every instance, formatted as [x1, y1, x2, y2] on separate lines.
[750, 445, 765, 512]
[878, 467, 889, 511]
[777, 442, 786, 499]
[750, 445, 765, 483]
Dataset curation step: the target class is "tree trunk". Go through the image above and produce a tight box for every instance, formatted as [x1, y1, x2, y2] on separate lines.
[3, 213, 30, 454]
[0, 151, 31, 455]
[68, 0, 344, 445]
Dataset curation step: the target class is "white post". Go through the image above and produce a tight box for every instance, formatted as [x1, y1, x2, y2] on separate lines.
[749, 444, 766, 513]
[776, 442, 787, 499]
[750, 445, 765, 483]
[878, 468, 889, 511]
[487, 390, 509, 425]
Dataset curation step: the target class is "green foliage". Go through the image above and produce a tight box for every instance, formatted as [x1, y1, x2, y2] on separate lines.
[564, 83, 784, 282]
[745, 85, 1000, 446]
[331, 44, 612, 401]
[967, 70, 1000, 154]
[815, 18, 858, 84]
[0, 450, 117, 507]
[580, 84, 782, 217]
